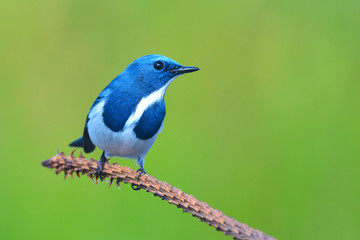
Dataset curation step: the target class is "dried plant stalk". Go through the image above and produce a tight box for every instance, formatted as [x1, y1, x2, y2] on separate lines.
[41, 151, 275, 240]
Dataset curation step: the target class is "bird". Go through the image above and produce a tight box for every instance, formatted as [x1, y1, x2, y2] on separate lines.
[69, 54, 199, 188]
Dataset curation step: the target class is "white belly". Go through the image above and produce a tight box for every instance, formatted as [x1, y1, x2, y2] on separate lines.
[87, 100, 164, 159]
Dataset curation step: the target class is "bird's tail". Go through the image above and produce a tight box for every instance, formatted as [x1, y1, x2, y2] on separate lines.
[69, 137, 84, 148]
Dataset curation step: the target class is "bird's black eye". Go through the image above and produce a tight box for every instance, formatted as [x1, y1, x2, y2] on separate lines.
[153, 61, 164, 71]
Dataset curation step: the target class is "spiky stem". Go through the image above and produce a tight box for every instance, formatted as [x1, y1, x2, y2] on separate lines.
[41, 151, 275, 240]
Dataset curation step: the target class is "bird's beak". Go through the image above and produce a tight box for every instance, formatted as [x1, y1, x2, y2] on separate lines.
[170, 66, 200, 74]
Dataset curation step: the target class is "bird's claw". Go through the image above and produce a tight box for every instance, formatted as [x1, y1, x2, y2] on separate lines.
[95, 162, 105, 181]
[95, 151, 108, 182]
[131, 168, 146, 191]
[136, 168, 146, 180]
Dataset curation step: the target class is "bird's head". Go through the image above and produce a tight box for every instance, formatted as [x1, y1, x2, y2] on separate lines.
[123, 54, 199, 92]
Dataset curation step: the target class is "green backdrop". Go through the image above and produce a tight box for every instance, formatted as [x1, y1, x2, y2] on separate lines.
[1, 1, 359, 239]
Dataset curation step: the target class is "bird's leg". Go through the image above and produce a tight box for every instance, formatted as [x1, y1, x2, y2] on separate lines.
[95, 151, 108, 181]
[131, 158, 146, 191]
[136, 161, 147, 179]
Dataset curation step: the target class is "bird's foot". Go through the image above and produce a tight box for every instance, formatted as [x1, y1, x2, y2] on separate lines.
[131, 168, 146, 191]
[136, 168, 147, 180]
[95, 162, 105, 181]
[95, 152, 108, 181]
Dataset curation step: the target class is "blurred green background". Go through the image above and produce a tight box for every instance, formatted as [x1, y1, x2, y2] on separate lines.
[1, 0, 359, 239]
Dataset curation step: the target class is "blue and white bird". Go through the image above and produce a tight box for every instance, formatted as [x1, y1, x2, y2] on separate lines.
[69, 54, 199, 185]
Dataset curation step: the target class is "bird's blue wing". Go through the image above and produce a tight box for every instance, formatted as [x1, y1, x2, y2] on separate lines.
[134, 100, 166, 140]
[102, 89, 143, 132]
[82, 116, 95, 153]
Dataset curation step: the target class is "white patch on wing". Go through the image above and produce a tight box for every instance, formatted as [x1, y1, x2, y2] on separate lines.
[124, 76, 178, 129]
